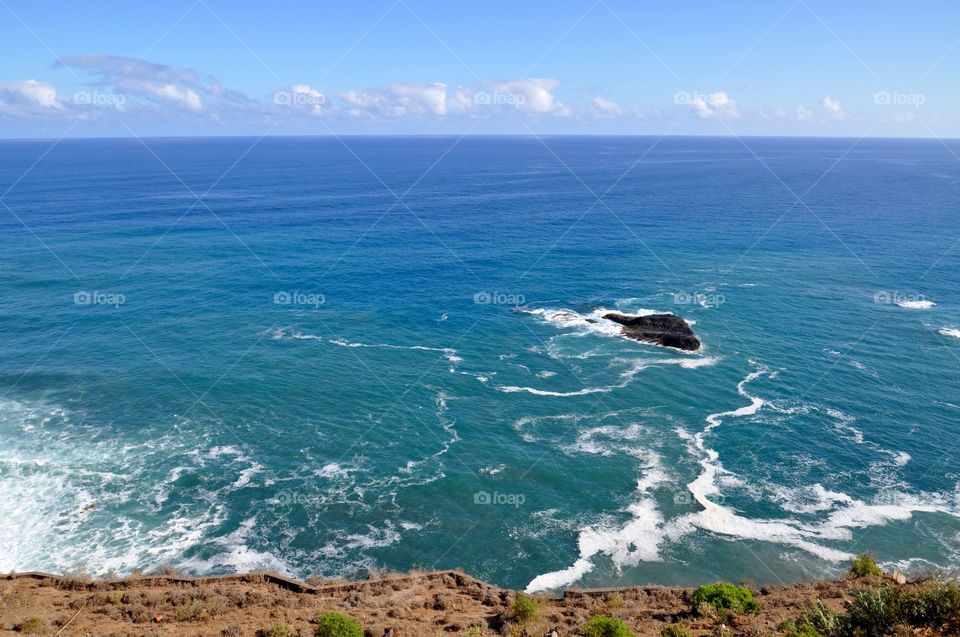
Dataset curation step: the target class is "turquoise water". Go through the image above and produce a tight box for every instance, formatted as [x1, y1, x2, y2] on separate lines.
[1, 136, 959, 590]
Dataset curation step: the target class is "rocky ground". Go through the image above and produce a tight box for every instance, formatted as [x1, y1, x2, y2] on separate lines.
[0, 569, 909, 637]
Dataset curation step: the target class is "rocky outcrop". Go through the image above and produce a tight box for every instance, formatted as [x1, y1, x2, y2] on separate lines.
[603, 313, 700, 351]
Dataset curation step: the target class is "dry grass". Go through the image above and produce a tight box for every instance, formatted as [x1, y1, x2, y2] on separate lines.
[0, 570, 920, 637]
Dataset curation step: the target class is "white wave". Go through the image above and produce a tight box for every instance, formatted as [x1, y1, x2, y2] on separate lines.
[387, 390, 460, 492]
[703, 365, 772, 430]
[343, 521, 403, 550]
[527, 499, 664, 592]
[272, 329, 462, 363]
[671, 364, 855, 562]
[513, 413, 581, 443]
[178, 516, 294, 575]
[527, 451, 667, 592]
[498, 384, 618, 397]
[497, 356, 718, 398]
[768, 483, 854, 515]
[815, 493, 950, 541]
[230, 463, 262, 490]
[522, 364, 960, 591]
[522, 307, 628, 339]
[207, 445, 246, 459]
[940, 328, 960, 339]
[564, 424, 648, 457]
[672, 365, 960, 564]
[329, 337, 462, 363]
[316, 463, 349, 479]
[459, 371, 491, 383]
[897, 300, 936, 309]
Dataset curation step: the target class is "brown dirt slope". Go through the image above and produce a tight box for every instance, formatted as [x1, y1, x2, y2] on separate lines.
[0, 569, 897, 637]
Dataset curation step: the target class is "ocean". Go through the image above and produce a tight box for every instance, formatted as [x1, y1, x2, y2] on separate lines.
[1, 135, 958, 591]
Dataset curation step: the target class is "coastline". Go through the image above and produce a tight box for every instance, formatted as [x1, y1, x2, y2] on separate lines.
[0, 567, 924, 636]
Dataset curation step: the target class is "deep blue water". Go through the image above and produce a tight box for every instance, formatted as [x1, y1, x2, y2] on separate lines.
[1, 136, 959, 590]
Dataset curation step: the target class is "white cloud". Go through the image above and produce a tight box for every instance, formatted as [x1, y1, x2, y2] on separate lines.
[796, 104, 812, 121]
[274, 84, 326, 115]
[0, 80, 63, 115]
[448, 78, 567, 116]
[483, 78, 563, 114]
[337, 78, 568, 119]
[54, 55, 260, 115]
[689, 91, 739, 119]
[153, 83, 203, 111]
[821, 95, 843, 117]
[591, 96, 623, 118]
[340, 82, 448, 117]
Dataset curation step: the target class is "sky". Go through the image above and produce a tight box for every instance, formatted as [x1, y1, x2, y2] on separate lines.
[0, 0, 958, 138]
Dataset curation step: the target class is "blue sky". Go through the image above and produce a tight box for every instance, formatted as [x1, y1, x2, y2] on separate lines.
[1, 0, 958, 137]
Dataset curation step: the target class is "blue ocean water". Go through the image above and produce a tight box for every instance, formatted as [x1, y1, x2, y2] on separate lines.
[1, 136, 959, 591]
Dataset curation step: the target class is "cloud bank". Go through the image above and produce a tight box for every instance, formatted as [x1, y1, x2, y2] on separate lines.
[0, 54, 950, 137]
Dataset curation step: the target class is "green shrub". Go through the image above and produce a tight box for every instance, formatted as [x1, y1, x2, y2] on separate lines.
[509, 592, 539, 624]
[783, 623, 824, 637]
[661, 623, 692, 637]
[789, 584, 960, 637]
[849, 553, 882, 578]
[842, 583, 960, 636]
[916, 582, 960, 633]
[174, 599, 207, 621]
[582, 615, 635, 637]
[14, 617, 46, 634]
[313, 611, 363, 637]
[844, 586, 904, 637]
[691, 583, 761, 615]
[259, 623, 295, 637]
[799, 601, 844, 637]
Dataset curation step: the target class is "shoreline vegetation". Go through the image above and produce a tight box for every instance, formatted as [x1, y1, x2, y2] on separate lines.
[3, 555, 960, 636]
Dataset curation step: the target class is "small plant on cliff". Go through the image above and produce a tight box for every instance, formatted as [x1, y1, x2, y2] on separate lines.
[509, 592, 539, 624]
[691, 583, 761, 615]
[259, 623, 295, 637]
[661, 623, 692, 637]
[788, 583, 960, 637]
[797, 602, 842, 637]
[175, 599, 207, 621]
[849, 553, 883, 578]
[782, 623, 824, 637]
[313, 611, 363, 637]
[13, 617, 46, 634]
[582, 615, 635, 637]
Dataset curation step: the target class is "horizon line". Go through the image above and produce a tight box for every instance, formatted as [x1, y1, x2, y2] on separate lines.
[0, 132, 958, 143]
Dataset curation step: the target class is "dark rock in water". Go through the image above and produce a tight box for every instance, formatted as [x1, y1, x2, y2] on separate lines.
[603, 312, 700, 351]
